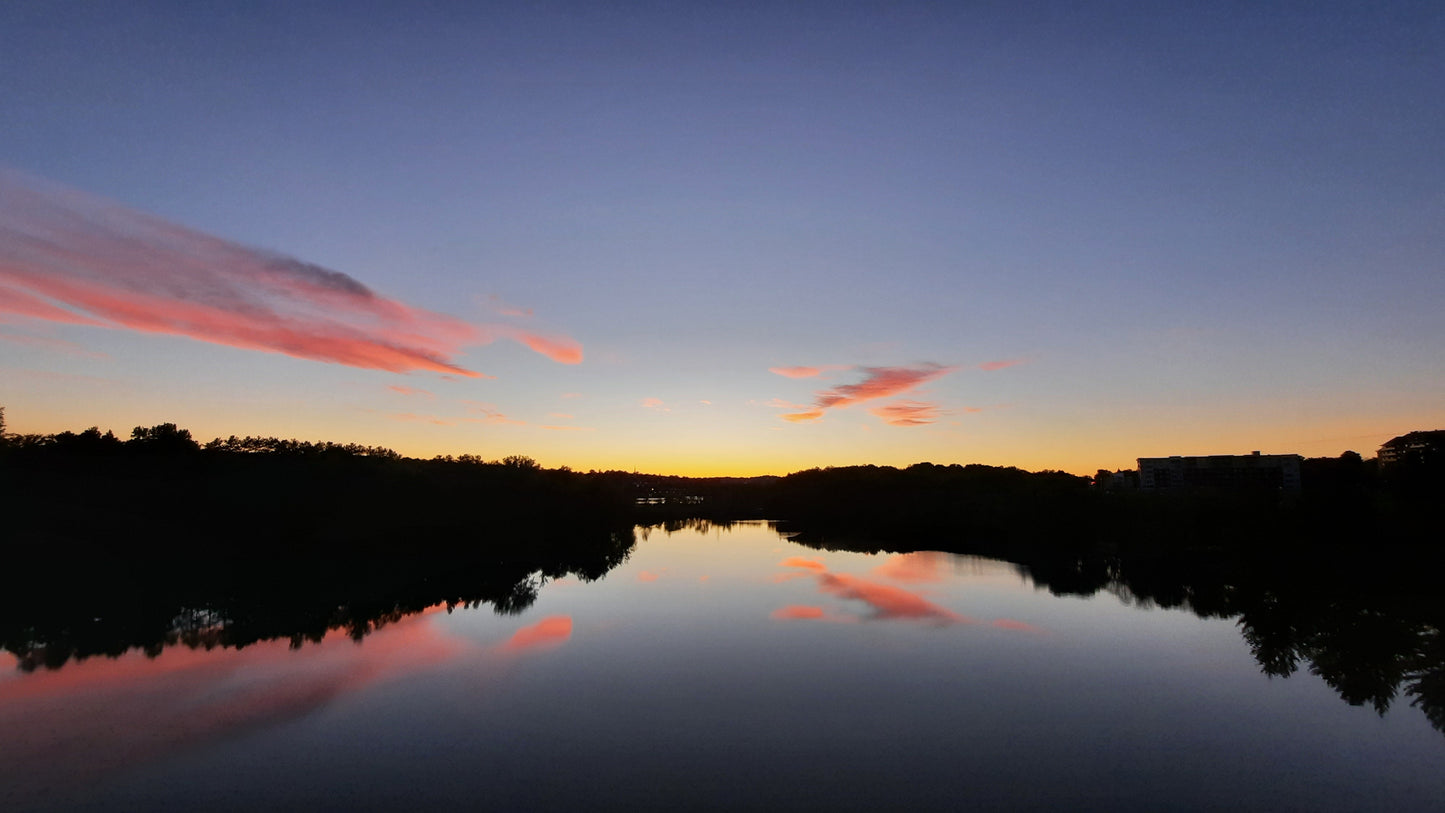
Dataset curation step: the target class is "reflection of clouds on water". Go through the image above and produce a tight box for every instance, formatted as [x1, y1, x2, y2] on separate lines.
[499, 616, 573, 653]
[770, 556, 1043, 632]
[771, 605, 827, 620]
[0, 607, 468, 805]
[872, 551, 948, 583]
[992, 618, 1044, 633]
[818, 573, 968, 624]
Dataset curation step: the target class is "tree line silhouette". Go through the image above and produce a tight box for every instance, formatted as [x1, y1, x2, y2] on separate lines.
[3, 415, 1442, 731]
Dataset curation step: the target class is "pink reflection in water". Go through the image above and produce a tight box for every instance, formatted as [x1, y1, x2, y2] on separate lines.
[500, 615, 574, 652]
[819, 573, 969, 624]
[771, 605, 827, 620]
[0, 606, 465, 803]
[771, 556, 1043, 632]
[872, 551, 949, 583]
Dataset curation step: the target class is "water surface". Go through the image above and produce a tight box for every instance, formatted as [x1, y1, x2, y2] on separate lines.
[3, 521, 1442, 811]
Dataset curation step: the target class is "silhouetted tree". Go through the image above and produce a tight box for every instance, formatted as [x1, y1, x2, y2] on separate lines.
[128, 422, 198, 454]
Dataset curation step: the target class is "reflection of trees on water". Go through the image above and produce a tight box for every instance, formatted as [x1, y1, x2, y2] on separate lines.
[1238, 595, 1445, 730]
[1, 527, 636, 674]
[789, 530, 1445, 737]
[1030, 553, 1445, 736]
[637, 517, 759, 539]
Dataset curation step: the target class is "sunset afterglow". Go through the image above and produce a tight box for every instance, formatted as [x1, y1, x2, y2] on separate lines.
[2, 4, 1441, 475]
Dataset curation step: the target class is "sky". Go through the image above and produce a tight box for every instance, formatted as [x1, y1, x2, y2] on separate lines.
[1, 1, 1442, 476]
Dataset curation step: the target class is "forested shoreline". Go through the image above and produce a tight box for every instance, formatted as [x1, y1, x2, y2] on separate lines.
[3, 419, 1443, 733]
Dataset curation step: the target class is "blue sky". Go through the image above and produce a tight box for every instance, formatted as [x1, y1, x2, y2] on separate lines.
[2, 1, 1442, 474]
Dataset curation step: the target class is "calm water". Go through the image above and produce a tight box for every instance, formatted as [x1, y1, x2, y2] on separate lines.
[3, 521, 1442, 811]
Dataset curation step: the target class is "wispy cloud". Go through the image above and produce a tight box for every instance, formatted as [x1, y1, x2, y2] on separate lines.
[390, 412, 454, 426]
[548, 412, 574, 420]
[0, 170, 583, 374]
[0, 330, 109, 359]
[461, 400, 525, 425]
[869, 400, 943, 427]
[979, 358, 1027, 371]
[768, 364, 848, 379]
[777, 363, 956, 425]
[387, 385, 434, 398]
[816, 364, 955, 409]
[641, 397, 669, 412]
[781, 410, 825, 423]
[485, 294, 534, 318]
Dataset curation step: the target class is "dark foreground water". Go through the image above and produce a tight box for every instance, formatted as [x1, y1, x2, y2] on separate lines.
[3, 521, 1442, 811]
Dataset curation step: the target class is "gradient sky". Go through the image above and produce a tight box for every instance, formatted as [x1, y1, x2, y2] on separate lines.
[2, 1, 1442, 475]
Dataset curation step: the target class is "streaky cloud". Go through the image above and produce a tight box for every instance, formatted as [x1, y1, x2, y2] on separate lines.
[486, 294, 534, 318]
[869, 400, 943, 427]
[0, 170, 583, 373]
[979, 358, 1027, 371]
[387, 385, 434, 398]
[815, 364, 956, 409]
[390, 412, 455, 426]
[776, 363, 956, 425]
[768, 364, 848, 379]
[781, 410, 824, 423]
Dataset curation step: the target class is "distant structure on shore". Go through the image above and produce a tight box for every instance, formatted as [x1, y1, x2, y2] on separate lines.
[1138, 452, 1304, 494]
[1378, 431, 1445, 468]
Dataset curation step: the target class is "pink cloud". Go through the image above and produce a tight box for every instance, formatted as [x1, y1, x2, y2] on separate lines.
[868, 400, 943, 427]
[486, 294, 534, 318]
[637, 570, 663, 582]
[387, 384, 434, 398]
[0, 284, 108, 326]
[815, 364, 955, 409]
[780, 557, 826, 571]
[0, 171, 582, 374]
[641, 397, 669, 411]
[979, 358, 1027, 372]
[776, 363, 957, 425]
[548, 412, 574, 419]
[768, 364, 849, 379]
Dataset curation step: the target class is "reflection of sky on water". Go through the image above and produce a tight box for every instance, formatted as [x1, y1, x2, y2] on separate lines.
[5, 521, 1444, 812]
